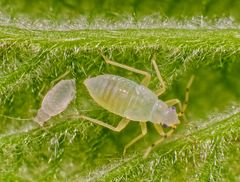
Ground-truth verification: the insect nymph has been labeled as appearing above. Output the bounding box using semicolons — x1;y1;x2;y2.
81;52;194;158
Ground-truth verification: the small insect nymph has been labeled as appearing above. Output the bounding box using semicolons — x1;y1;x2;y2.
34;79;76;125
1;79;76;126
80;52;194;158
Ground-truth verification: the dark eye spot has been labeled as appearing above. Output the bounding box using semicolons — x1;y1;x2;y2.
171;106;176;110
163;123;169;128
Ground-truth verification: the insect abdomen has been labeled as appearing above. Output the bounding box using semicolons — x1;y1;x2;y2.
84;75;135;115
84;75;158;121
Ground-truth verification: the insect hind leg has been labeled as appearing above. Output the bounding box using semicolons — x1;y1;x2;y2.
80;115;130;132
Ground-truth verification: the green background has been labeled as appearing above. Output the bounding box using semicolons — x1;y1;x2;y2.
0;0;240;181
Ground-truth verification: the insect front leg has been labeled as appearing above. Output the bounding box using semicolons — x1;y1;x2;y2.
151;54;166;96
123;122;147;155
100;52;151;87
143;124;175;158
165;99;182;111
80;115;130;132
165;99;186;121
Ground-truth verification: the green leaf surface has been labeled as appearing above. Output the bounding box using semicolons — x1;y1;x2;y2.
1;0;240;181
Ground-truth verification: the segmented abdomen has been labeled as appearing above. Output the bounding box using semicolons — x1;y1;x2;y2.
84;74;158;121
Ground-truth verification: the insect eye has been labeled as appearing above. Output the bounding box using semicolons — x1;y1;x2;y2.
163;123;169;128
171;106;176;110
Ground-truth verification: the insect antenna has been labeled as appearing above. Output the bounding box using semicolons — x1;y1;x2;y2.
178;75;195;121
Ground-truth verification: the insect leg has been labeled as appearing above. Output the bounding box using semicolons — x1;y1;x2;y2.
123;122;147;155
153;123;167;137
143;124;175;158
165;99;186;121
165;75;195;121
151;54;166;96
100;52;151;86
182;75;195;114
165;99;183;111
80;115;130;132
